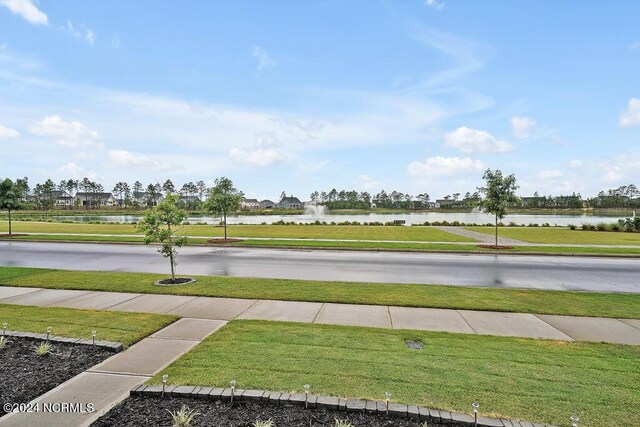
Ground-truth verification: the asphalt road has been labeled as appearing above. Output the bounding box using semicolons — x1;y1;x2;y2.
0;241;638;293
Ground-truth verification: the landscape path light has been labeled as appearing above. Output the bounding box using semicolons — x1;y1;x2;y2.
2;322;6;336
230;379;237;402
571;415;579;427
46;326;52;341
385;391;391;414
304;384;310;408
472;402;480;427
92;330;97;345
162;374;168;397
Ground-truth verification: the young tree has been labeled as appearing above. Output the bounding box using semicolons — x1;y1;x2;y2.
477;169;519;247
0;178;21;235
205;177;243;240
136;194;188;282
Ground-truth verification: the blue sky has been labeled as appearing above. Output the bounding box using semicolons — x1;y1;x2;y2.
0;0;639;201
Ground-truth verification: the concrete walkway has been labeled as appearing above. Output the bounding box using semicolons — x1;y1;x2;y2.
1;286;639;345
433;226;528;246
0;318;226;427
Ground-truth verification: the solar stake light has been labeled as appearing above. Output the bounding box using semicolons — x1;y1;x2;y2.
46;326;52;341
162;374;168;397
2;323;6;336
472;402;480;427
385;391;392;414
571;415;579;427
304;384;311;409
230;380;237;402
92;330;97;345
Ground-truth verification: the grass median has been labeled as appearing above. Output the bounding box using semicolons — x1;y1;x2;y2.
467;226;640;245
150;320;640;427
1;267;638;318
0;303;176;346
0;221;474;242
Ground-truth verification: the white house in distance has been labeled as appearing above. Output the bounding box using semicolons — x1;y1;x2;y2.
241;198;260;209
74;192;116;208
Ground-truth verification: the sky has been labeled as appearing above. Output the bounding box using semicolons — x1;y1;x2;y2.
0;0;639;201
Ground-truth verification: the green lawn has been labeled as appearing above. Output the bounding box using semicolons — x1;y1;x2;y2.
0;303;176;346
1;267;638;318
468;226;640;245
0;221;474;242
150;320;640;427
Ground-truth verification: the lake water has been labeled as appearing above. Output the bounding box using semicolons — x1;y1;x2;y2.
45;212;630;226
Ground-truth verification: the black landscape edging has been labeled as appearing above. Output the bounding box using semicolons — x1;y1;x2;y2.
130;385;558;427
2;330;123;352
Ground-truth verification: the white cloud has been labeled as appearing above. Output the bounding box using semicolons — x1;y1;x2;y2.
444;127;512;153
510;116;537;139
568;159;583;169
30;115;100;148
619;98;640;127
0;123;20;139
354;174;382;192
61;20;95;45
537;169;563;180
251;46;276;70
425;0;444;10
408;156;484;178
228;147;283;166
629;42;640;50
0;0;47;25
106;150;170;171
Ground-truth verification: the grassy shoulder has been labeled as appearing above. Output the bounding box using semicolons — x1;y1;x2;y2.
0;303;176;346
0;221;475;242
150;320;640;427
468;226;640;245
1;267;638;319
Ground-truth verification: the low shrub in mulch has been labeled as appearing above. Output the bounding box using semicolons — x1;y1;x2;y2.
92;396;461;427
0;337;115;415
155;277;197;286
477;245;514;250
207;238;244;244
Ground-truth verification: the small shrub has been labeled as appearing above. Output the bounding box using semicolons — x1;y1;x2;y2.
568;224;577;230
334;420;354;427
168;405;200;427
35;342;52;356
596;223;607;231
253;420;275;427
508;222;517;227
0;336;11;349
610;223;621;232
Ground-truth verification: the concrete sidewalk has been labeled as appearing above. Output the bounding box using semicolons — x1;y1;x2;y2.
0;318;226;427
1;286;639;345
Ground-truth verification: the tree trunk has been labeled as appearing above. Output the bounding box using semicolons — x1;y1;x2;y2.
8;208;11;235
495;213;498;247
224;211;228;240
168;225;175;281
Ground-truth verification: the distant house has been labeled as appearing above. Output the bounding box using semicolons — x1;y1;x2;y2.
74;192;116;207
27;191;74;207
277;196;303;209
259;199;275;209
132;192;164;207
434;199;455;208
241;198;260;209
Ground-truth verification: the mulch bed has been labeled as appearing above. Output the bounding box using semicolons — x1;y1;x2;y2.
0;234;28;238
92;396;462;427
207;238;244;244
477;245;514;250
156;277;196;285
0;336;115;415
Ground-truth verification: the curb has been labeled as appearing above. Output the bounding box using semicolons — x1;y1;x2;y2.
2;330;123;352
130;385;558;427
